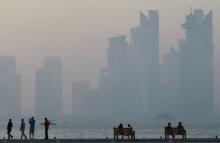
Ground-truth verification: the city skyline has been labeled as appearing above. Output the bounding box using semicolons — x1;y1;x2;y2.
0;0;219;115
0;9;216;122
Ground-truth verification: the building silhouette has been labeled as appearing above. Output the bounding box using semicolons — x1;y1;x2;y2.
98;68;113;117
130;10;160;116
0;56;21;120
178;9;214;120
107;35;130;117
160;47;180;116
72;81;90;117
71;9;214;121
35;56;63;120
72;81;102;120
96;10;160;119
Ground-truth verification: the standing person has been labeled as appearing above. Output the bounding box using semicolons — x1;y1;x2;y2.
44;117;50;140
29;117;35;139
20;118;27;139
7;119;13;140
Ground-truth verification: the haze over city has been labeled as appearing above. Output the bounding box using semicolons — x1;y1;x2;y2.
0;0;219;120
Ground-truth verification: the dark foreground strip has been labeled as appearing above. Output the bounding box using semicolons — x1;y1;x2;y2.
0;138;220;143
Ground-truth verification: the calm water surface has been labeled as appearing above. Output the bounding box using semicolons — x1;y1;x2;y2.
0;121;220;139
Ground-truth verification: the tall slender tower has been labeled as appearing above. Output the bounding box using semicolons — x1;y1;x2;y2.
0;56;21;120
179;9;214;120
107;35;129;117
130;10;160;116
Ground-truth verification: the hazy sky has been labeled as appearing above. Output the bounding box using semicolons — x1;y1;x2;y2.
0;0;219;114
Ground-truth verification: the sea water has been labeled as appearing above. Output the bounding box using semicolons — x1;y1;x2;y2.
0;121;220;139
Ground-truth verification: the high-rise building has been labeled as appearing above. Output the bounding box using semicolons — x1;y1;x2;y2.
179;9;214;120
35;56;63;120
106;35;131;117
72;81;90;116
0;56;21;120
72;81;101;119
98;69;113;117
160;47;180;115
130;10;160;115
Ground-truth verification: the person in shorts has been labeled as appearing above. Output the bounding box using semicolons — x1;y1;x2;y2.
29;117;35;139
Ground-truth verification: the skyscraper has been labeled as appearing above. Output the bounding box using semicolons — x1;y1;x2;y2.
0;56;21;120
160;47;180;115
107;35;129;117
72;81;91;116
35;56;63;120
179;9;214;120
72;81;101;119
130;10;160;115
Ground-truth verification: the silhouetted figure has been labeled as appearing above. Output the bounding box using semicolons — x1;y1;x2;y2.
7;119;13;140
118;123;123;129
128;124;135;140
177;122;183;129
29;117;35;139
165;122;174;139
177;122;186;139
20;118;27;140
117;123;124;139
44;118;50;140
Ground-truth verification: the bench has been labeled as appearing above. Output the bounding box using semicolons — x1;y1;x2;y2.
113;127;135;140
165;127;186;139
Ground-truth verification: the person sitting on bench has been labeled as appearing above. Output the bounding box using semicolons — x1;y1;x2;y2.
118;123;123;129
128;124;135;139
165;122;175;139
177;122;186;138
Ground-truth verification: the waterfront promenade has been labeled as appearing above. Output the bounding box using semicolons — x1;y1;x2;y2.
0;138;220;143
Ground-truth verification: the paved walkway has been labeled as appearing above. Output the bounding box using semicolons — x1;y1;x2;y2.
0;139;220;143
